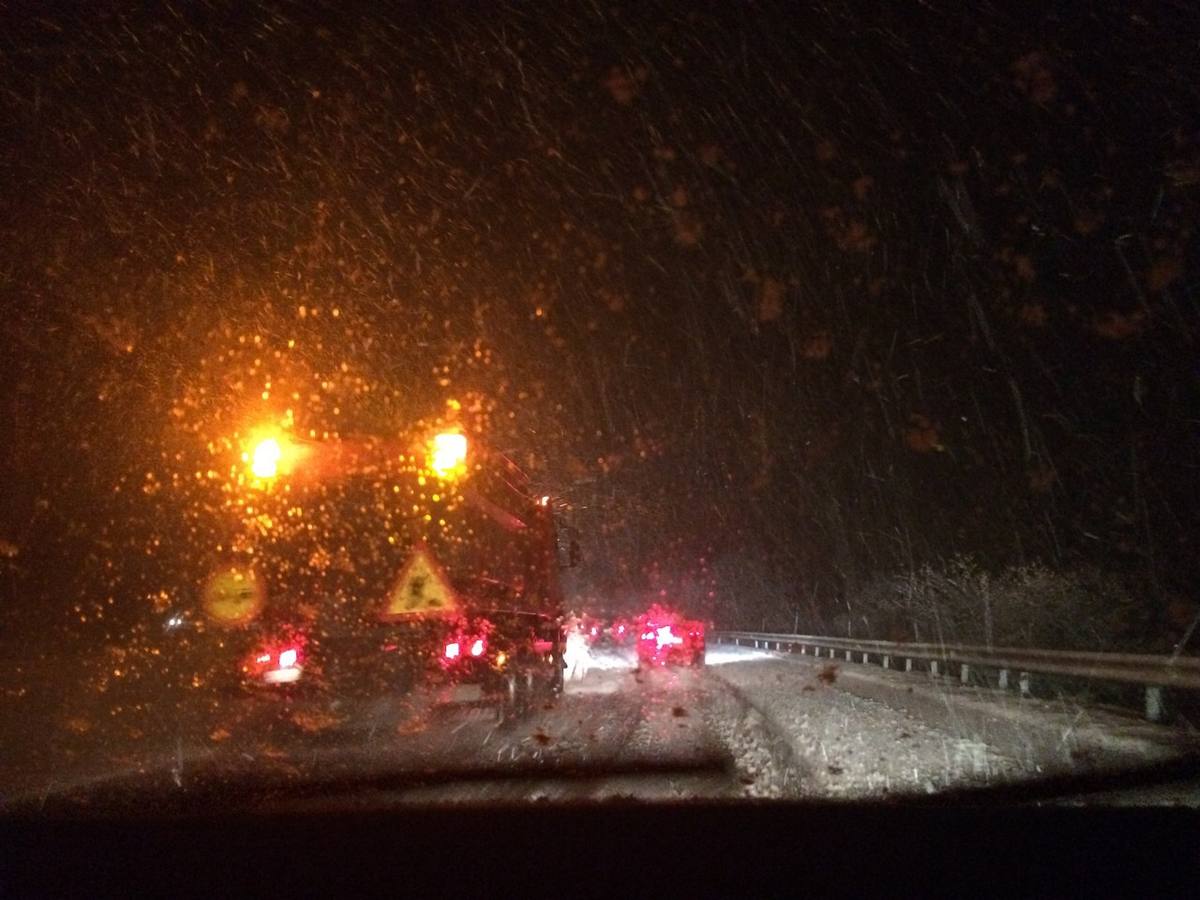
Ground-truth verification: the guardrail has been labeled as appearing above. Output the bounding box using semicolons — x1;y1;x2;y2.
712;631;1200;723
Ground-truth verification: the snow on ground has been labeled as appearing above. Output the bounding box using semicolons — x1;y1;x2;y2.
695;673;802;799
561;645;800;799
29;641;1140;808
562;645;635;695
704;645;775;666
707;646;1029;799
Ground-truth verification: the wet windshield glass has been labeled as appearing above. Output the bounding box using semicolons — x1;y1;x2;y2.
1;1;1198;810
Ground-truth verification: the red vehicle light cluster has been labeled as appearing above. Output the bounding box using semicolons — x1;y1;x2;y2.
443;636;486;660
634;604;705;668
438;620;491;667
243;634;307;685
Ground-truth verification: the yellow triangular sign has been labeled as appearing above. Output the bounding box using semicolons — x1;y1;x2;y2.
382;545;458;619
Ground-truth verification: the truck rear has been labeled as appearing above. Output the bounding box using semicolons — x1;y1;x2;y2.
194;427;567;722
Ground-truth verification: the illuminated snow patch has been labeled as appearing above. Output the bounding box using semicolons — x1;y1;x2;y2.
585;648;637;671
562;648;634;695
704;646;776;666
564;675;623;696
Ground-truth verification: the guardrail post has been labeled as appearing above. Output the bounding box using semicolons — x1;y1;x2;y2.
1018;672;1031;697
861;653;869;664
960;664;970;685
998;669;1009;690
930;660;939;677
905;658;912;672
882;655;890;670
1145;686;1165;722
845;650;852;662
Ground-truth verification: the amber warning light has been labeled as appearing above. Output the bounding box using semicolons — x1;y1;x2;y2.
250;438;282;478
429;432;468;478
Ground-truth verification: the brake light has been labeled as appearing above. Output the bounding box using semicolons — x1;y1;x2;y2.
278;648;299;669
469;638;485;657
444;641;461;659
656;625;683;648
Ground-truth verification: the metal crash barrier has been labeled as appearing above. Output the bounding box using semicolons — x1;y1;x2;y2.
711;630;1200;723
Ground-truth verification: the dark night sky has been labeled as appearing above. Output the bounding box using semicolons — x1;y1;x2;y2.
0;1;1197;644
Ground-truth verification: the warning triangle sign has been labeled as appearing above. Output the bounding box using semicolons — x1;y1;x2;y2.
382;545;459;619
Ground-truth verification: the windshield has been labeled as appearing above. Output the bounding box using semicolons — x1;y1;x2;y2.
2;0;1198;813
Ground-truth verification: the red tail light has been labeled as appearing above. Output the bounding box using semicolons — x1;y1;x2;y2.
246;638;305;685
444;641;461;660
469;637;486;657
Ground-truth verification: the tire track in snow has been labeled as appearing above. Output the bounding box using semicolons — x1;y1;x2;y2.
694;668;809;799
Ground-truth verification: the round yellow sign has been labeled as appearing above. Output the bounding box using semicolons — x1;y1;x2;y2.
201;565;265;626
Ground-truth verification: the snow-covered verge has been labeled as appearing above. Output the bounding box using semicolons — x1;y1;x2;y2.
694;673;804;799
707;652;1029;799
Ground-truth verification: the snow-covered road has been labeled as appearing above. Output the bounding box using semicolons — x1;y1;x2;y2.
707;646;1027;798
11;644;1197;810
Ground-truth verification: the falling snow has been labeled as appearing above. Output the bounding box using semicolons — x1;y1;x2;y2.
1;1;1198;806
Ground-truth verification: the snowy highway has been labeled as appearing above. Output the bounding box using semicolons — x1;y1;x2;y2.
13;640;1195;812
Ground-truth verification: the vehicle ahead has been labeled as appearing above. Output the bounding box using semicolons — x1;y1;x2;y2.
609;617;634;646
574;613;604;645
183;428;567;722
634;605;706;669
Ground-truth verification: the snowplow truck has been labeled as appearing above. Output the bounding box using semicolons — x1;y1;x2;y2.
191;428;568;722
